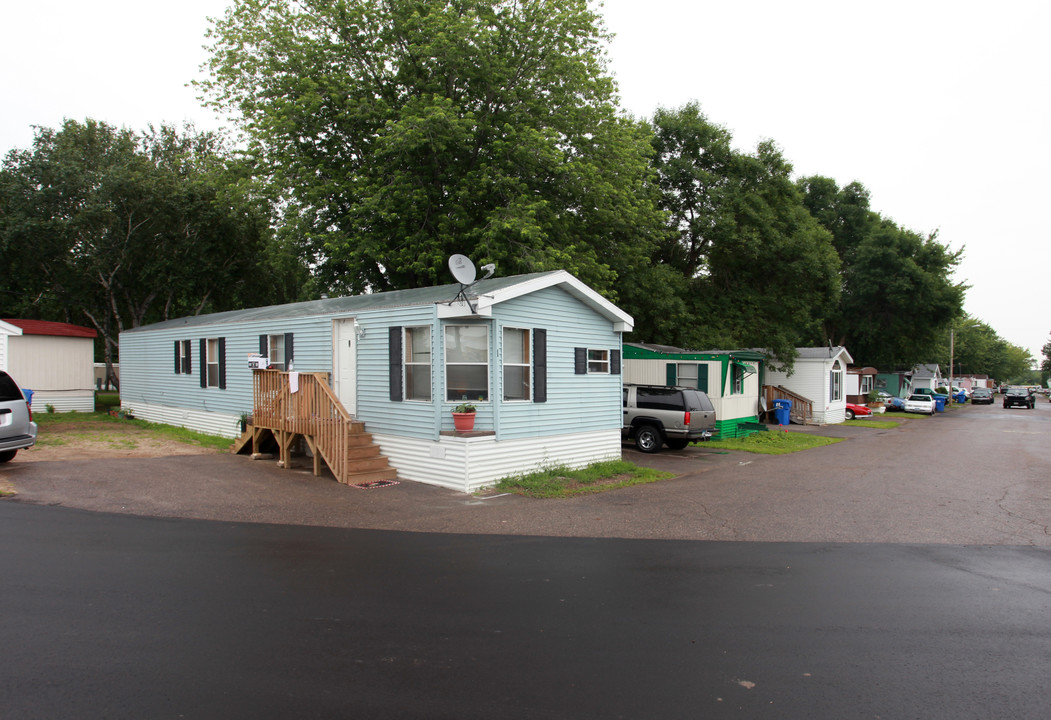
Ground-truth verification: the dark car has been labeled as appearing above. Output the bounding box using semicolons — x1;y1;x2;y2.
1003;386;1035;409
623;384;716;453
1;370;38;462
970;388;994;405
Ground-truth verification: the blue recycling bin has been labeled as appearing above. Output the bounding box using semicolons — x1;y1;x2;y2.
773;398;792;425
934;396;946;412
22;389;34;407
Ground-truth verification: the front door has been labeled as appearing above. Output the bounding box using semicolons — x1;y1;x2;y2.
333;318;357;416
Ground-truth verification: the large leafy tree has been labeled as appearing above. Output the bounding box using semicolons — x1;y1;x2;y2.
199;0;668;313
647;104;841;362
932;318;1033;384
798;176;965;368
0;119;289;382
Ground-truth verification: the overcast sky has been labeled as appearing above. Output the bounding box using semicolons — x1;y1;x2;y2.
3;0;1048;361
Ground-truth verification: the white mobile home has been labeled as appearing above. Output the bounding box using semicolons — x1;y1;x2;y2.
119;271;633;493
764;346;854;424
1;319;97;412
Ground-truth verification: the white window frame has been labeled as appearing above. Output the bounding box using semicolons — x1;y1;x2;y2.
178;339;191;374
732;364;744;394
267;334;286;371
860;375;873;394
502;327;531;401
445;325;490;402
206;338;221;388
404;326;432;402
677;363;699;389
830;360;843;402
587;348;610;374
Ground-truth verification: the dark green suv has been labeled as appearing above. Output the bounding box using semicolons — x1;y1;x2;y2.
622;384;716;453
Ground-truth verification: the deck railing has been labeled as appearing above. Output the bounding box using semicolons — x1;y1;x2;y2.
251;369;371;483
762;385;815;425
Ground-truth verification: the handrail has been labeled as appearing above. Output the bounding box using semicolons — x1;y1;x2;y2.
763;384;814;424
252;370;357;481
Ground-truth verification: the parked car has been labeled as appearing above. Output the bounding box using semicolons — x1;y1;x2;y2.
623;384;716;453
844;403;872;420
970;388;994;405
0;371;37;463
884;396;906;411
904;394;936;415
1003;386;1035;409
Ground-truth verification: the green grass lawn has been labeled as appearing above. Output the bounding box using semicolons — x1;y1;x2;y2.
841;418;902;429
702;430;843;454
35;393;232;451
493;460;675;498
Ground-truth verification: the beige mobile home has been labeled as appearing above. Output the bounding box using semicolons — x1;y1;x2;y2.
2;319;97;412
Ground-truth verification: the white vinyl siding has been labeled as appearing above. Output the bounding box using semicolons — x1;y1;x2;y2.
6;334;96;412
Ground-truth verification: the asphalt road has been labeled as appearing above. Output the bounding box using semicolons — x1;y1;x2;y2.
2;401;1050;718
2;502;1050;720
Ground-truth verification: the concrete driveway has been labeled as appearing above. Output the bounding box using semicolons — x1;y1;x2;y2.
3;404;1049;545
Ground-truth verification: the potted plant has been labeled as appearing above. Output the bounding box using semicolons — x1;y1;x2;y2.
452;403;476;432
238;411;252;433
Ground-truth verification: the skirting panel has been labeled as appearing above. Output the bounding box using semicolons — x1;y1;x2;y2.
27;392;95;414
373;429;623;493
123;401;241;438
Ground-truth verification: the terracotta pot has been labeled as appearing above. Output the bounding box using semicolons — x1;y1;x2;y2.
452;412;476;432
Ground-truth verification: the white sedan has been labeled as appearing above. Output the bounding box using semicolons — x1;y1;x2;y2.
904;394;936;415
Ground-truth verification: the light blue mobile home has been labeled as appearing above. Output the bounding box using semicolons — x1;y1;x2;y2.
119;271;633;492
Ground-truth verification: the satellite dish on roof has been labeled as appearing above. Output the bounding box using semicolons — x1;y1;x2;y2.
449;254;477;285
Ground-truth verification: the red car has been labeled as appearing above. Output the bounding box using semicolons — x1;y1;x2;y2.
844;403;872;420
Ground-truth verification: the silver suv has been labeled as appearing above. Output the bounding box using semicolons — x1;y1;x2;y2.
1;370;37;462
623;384;716;453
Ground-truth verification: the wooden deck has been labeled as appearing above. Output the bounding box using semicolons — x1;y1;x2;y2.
236;370;397;486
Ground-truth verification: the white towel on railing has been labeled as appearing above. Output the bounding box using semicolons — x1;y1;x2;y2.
289;371;299;394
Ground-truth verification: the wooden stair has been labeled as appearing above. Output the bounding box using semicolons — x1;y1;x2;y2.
242;371;397;486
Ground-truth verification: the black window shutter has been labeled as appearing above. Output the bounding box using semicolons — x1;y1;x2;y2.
533;329;547;403
285;333;294;367
174;341;181;374
574;347;587;375
218;338;227;389
666;363;677;386
199;339;207;388
182;340;192;374
259;334;267;356
611;349;621;375
389;326;403;401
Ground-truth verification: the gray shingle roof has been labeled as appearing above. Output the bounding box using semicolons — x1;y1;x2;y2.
125;271;559;333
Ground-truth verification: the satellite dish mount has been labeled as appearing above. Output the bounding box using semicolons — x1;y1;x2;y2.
447;254;495;313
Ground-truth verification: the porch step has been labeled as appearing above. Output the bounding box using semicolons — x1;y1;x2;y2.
345;431;377;447
344;467;399;486
345;443;382;460
344;455;393;473
231;427;253;454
